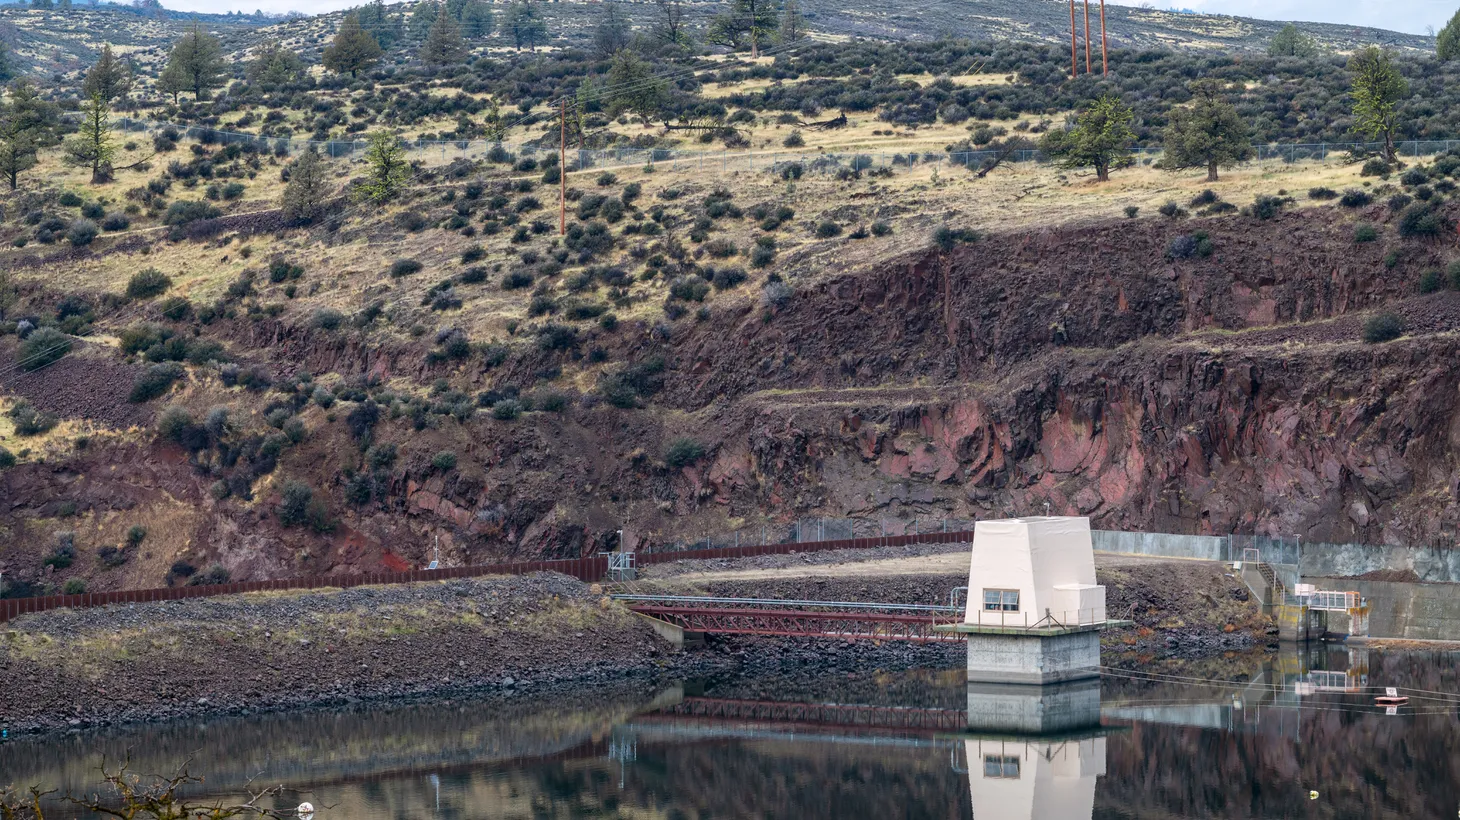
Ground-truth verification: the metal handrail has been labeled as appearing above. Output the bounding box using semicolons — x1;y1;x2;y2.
611;594;962;613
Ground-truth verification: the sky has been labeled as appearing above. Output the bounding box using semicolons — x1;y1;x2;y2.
157;0;1450;37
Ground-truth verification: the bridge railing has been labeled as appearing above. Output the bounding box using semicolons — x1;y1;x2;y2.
962;607;1109;629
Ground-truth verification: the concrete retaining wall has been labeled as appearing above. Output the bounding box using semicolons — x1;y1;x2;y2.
1299;542;1460;583
1091;530;1228;561
1309;577;1460;641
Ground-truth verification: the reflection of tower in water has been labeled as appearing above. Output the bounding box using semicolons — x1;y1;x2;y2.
961;682;1106;820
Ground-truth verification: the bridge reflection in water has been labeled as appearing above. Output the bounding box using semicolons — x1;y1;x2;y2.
0;645;1399;820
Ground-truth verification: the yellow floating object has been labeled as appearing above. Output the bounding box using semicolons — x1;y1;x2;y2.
1309;791;1319;800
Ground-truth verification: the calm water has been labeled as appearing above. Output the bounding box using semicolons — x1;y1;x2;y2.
4;646;1460;819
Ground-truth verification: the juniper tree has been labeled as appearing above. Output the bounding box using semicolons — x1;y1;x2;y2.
63;93;115;184
421;12;468;65
323;12;384;77
281;149;332;224
504;1;548;51
1161;80;1253;182
594;3;631;57
1267;23;1317;58
457;0;492;37
708;0;778;57
162;24;226;101
82;44;133;102
1039;94;1135;182
1441;8;1460;61
652;0;691;47
1348;46;1407;163
247;40;305;89
606;50;668;122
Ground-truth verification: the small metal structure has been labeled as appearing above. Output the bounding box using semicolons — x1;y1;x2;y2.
603;551;637;582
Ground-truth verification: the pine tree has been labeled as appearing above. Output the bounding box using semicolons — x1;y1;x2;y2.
777;0;805;44
421;12;468;66
503;1;547;51
281;149;332;224
323;12;384;78
1267;23;1317;58
82;44;133;102
63;93;115;184
593;4;630;57
163;24;226;101
0;86;40;190
1348;46;1407;163
1039;94;1135;182
1161;80;1254;182
1438;8;1460;61
356;131;409;203
708;0;778;57
408;1;440;39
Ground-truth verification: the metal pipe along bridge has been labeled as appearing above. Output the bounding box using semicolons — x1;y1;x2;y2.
613;595;966;643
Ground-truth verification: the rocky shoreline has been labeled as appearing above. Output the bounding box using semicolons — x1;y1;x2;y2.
1;558;1271;739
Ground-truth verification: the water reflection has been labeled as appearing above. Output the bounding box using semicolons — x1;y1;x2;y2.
3;645;1459;819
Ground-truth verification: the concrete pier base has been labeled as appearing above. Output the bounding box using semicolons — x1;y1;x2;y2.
1276;605;1327;642
963;627;1102;685
966;678;1103;734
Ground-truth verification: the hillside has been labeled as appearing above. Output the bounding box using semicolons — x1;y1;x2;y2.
2;2;1459;597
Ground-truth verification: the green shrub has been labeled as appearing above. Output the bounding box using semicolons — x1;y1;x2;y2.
98;545;128;568
156;405;193;442
67;218;99;246
871;221;893;236
311;308;344;330
390;258;423;277
1249;194;1285;220
1448;260;1460;290
1398;204;1443;238
17;327;72;370
814;220;842;238
125;525;147;546
1124;205;1139;218
44;536;76;570
1308;187;1338;200
431;451;458;471
169;560;197;578
8;401;57;436
188;564;230;586
367;442;398;469
1361;313;1403;344
668;277;710;302
1360;158;1391;177
1354;223;1379;242
1420;269;1444;293
492;398;522;420
164;200;221;227
665;437;706;468
126;268;172;299
63;578;87;595
0;446;14;469
1339;189;1372;208
129;363;185;403
268;258;304;282
276;480;313;526
535;390;568;412
932;226;980;250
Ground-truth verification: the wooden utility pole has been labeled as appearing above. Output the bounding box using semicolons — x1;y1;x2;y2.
559;98;567;236
1069;0;1078;78
1083;0;1092;74
1100;0;1109;75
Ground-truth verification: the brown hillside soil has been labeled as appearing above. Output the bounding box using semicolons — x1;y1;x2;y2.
6;206;1460;587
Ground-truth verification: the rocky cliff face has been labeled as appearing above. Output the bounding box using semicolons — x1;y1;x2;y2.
4;205;1460;582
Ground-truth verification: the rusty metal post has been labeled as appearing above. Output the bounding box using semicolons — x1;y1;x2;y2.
1083;0;1093;74
1070;0;1078;77
1100;0;1109;75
